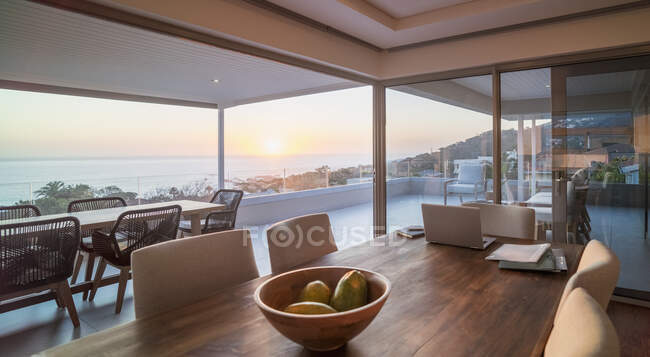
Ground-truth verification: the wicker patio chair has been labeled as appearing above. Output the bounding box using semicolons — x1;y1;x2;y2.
0;204;41;220
68;197;127;300
88;204;181;313
0;217;81;327
179;190;244;236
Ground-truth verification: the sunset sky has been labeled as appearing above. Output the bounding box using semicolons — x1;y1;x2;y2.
0;86;497;160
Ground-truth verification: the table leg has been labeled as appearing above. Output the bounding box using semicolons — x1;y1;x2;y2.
190;214;202;236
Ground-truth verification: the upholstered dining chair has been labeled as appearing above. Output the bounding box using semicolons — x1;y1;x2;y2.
555;240;620;323
131;229;259;318
444;164;486;205
0;204;41;220
89;205;181;313
545;288;620;357
179;189;244;236
0;217;81;326
266;213;338;274
462;202;538;240
68;197;127;300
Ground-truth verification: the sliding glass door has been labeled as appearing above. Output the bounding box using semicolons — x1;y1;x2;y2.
381;55;650;300
551;55;650;299
385;75;493;230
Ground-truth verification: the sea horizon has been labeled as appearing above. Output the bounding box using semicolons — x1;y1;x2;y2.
0;153;400;205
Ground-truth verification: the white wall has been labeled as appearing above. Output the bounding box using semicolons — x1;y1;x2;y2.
236;177;455;226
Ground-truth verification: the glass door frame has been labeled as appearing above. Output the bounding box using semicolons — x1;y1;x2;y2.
549;55;650;300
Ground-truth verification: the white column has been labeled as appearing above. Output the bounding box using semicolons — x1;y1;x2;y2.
531;118;537;196
517;118;525;201
218;107;225;190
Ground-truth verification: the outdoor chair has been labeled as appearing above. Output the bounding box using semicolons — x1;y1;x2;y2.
179;189;244;236
89;204;181;314
0;204;41;220
68;197;127;300
444;164;486;205
132;229;259;318
0;217;81;327
266;213;338;274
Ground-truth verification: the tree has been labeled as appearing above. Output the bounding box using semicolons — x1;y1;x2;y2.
34;181;65;198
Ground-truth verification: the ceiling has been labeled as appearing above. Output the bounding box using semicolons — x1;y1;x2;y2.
0;0;359;108
266;0;639;48
394;68;644;118
366;0;474;18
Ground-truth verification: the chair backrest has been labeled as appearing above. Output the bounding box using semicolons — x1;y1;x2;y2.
266;213;337;274
555;240;620;323
0;217;80;295
67;197;127;213
462;202;536;240
94;205;181;266
211;189;244;211
0;205;41;220
68;197;127;238
131;229;259;318
208;189;244;228
457;164;484;184
545;288;620;357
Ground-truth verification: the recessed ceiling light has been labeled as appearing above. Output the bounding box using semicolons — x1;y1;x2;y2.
212;79;220;84
545;84;551;88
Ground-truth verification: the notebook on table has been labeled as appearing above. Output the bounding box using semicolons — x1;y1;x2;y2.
396;225;425;239
486;243;551;263
487;243;568;272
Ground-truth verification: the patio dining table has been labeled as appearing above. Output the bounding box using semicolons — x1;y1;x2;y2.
0;200;224;236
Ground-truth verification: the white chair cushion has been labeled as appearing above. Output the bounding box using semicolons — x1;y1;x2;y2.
457;165;483;184
545;288;620;357
447;183;478;194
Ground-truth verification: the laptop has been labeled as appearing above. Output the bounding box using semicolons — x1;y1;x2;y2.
421;203;496;250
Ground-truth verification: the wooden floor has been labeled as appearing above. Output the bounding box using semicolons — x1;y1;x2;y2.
608;301;650;357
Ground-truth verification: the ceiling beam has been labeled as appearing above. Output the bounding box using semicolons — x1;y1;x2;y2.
386;0;650;52
0;80;219;109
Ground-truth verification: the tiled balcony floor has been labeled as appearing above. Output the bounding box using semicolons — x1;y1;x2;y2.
1;193;649;356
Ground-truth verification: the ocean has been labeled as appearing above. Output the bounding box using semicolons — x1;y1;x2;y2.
0;154;373;205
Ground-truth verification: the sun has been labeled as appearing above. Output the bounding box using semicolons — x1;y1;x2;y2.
263;139;284;156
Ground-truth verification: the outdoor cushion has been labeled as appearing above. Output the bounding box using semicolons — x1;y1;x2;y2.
447;183;478;194
457;165;483;184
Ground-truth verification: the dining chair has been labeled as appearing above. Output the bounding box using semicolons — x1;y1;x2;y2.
444;164;486;205
131;229;259;318
68;197;127;300
462;202;538;240
266;213;338;274
555;240;620;323
178;189;244;236
0;204;41;220
0;217;81;327
88;205;181;313
545;288;620;357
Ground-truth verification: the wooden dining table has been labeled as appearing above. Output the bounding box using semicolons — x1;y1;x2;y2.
37;235;582;357
1;200;224;236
